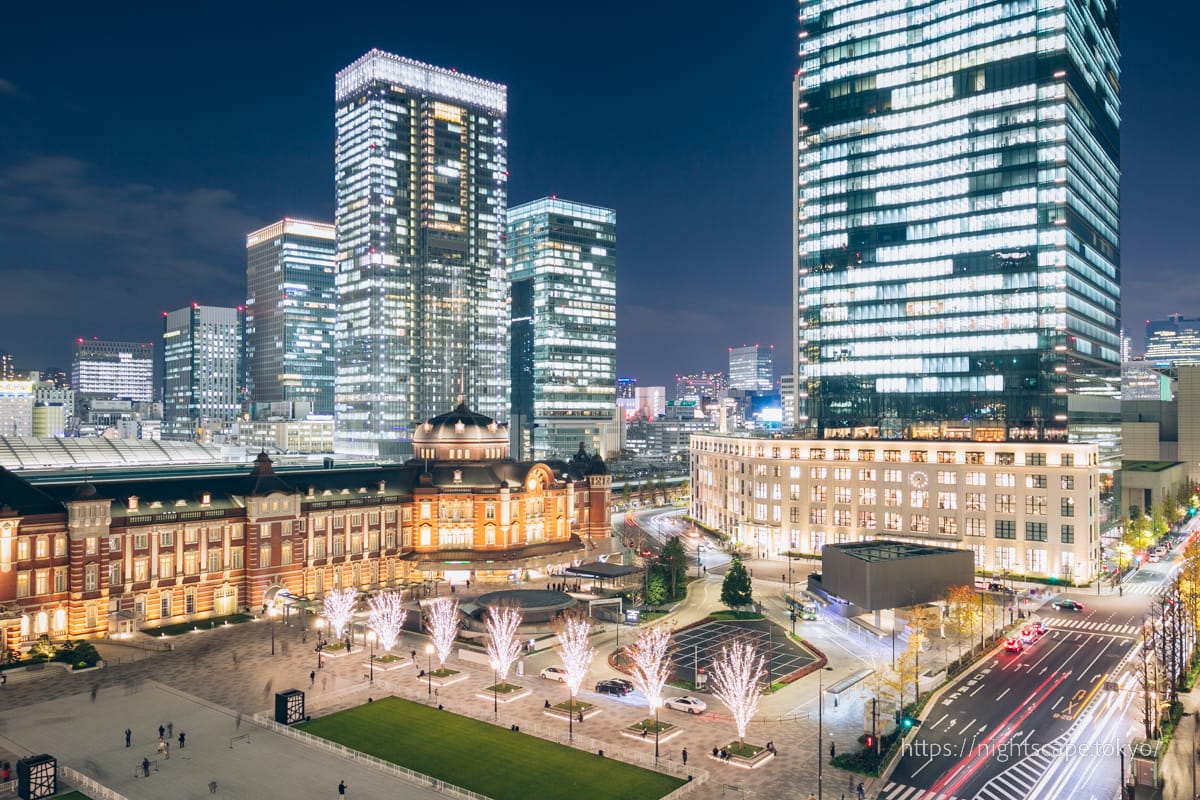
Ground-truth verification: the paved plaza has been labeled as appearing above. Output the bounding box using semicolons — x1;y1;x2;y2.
0;570;944;799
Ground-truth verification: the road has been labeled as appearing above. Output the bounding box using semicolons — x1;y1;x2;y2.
881;549;1181;800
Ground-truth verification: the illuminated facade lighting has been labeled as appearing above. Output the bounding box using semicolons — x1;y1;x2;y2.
334;50;508;456
70;339;155;402
793;1;1120;448
161;306;244;441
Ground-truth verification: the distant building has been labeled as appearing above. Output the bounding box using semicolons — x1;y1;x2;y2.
229;417;335;454
1122;363;1172;402
32;382;74;438
616;378;638;421
508;198;617;461
633;386;666;421
0;351;14;381
161;305;244;441
245;219;336;415
1145;315;1200;366
674;371;727;402
780;373;797;430
1123;366;1200;487
334;50;509;456
0;380;34;437
728;345;773;392
71;339;155;402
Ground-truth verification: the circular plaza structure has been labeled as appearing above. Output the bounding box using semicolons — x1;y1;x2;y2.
473;589;577;625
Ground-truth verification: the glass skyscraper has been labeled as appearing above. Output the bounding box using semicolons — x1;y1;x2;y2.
334;50;508;456
161;305;244;441
794;0;1120;446
245;219;337;415
728;344;774;391
71;338;155;402
508;198;617;460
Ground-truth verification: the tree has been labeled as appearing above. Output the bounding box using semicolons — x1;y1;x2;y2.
368;590;408;654
944;585;981;659
658;536;689;599
646;572;667;608
485;604;523;685
709;638;766;745
323;587;359;640
554;611;597;708
424;598;460;669
625;626;674;725
721;556;754;610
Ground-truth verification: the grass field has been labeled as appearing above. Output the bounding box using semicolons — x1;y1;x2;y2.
55;792;92;800
299;696;684;800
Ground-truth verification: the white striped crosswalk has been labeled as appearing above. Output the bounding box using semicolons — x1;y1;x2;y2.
1120;581;1168;596
1044;616;1138;636
880;783;964;800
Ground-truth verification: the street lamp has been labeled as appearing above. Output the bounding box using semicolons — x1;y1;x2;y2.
491;659;499;718
817;665;833;800
425;643;434;698
654;699;662;764
316;619;325;670
367;630;376;686
263;603;276;655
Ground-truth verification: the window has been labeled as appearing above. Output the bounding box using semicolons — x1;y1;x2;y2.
996;494;1015;514
809;509;827;525
109;536;121;553
54;567;67;592
910;514;929;532
937;471;957;485
833;467;851;481
910;490;929;508
884;469;902;483
1060;475;1075;490
184;551;199;575
966;493;986;511
1061;524;1075;543
909;450;928;463
858;510;877;529
833;448;849;461
834;487;852;504
313;538;326;559
937;451;956;464
810;467;827;479
231;548;244;569
1027;452;1046;466
834;509;852;527
1025;496;1047;515
858;487;877;505
161;593;171;619
208;550;222;573
858;468;876;481
54;535;66;557
85;537;98;556
16;571;29;597
996;452;1015;465
35;569;48;595
280;542;293;566
85;565;98;591
965;471;986;486
386;509;397;523
35;537;48;558
186;590;196;615
184;528;198;544
996;473;1015;487
1061;453;1075;467
965;451;985;465
790;508;802;524
1025;522;1048;542
1060;498;1075;517
884;489;901;507
939;516;958;535
995;520;1016;539
857;449;876;462
884;450;902;462
260;544;272;569
884;512;902;531
333;537;344;557
159;531;173;547
158;555;173;579
1026;474;1047;489
209;527;222;542
937;492;957;510
351;513;362;528
966;518;987;537
809;448;826;460
108;562;122;587
811;485;828;503
134;557;148;582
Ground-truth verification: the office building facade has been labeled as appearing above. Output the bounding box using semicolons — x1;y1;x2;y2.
71;339;155;402
508;198;617;460
245;219;337;415
334;50;509;456
161;305;244;441
728;345;773;392
794;1;1121;445
1145;315;1200;366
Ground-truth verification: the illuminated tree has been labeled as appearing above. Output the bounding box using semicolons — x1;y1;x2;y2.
709;638;766;744
367;590;407;654
624;625;673;720
485;604;524;684
424;598;460;669
554;610;597;703
322;587;359;640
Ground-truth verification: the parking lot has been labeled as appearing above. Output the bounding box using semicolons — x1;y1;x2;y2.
670;619;817;686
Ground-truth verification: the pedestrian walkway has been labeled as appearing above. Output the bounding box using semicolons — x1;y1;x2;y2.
1043;617;1139;637
1120;582;1169;596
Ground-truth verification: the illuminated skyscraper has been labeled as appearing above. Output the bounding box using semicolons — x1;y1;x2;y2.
508;198;617;460
71;339;155;402
245;219;336;415
162;305;244;441
794;1;1120;450
728;345;773;392
334;50;508;456
1145;315;1200;366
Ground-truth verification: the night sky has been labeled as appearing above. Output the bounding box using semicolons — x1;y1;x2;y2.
0;2;1193;390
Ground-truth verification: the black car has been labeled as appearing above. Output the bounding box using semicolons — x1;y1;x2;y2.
1053;598;1085;611
595;678;635;696
988;582;1016;594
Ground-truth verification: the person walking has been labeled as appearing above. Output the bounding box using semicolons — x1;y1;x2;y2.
681;748;688;766
164;742;170;760
90;684;98;702
167;721;173;738
178;732;185;749
310;670;316;687
338;779;347;796
209;780;218;794
124;728;132;747
857;782;866;800
158;724;165;739
830;741;836;758
142;757;150;778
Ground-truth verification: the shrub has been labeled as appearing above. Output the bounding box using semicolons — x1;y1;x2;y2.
28;635;56;662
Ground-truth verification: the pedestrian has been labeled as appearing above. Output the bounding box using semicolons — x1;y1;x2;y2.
578;710;584;723
1;672;6;687
158;724;165;739
124;728;132;747
167;721;173;738
310;670;316;687
232;650;238;668
90;683;98;702
682;748;688;766
178;732;186;749
411;649;417;662
209;780;218;794
338;779;347;796
142;758;150;778
641;727;647;739
806;794;816;800
156;738;165;756
164;742;170;760
830;741;836;758
235;711;242;730
322;676;328;691
857;782;866;800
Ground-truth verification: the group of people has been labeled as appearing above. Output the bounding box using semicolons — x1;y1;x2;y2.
133;722;187;777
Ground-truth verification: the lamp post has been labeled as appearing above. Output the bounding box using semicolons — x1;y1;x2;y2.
263;604;276;655
426;644;434;698
654;699;662;764
316;619;325;669
492;660;499;718
367;631;376;686
817;665;833;800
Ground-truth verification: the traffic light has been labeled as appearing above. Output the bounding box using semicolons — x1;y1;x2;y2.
865;735;875;749
901;716;916;731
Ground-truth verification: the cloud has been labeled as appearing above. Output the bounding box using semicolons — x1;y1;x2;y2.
0;78;16;95
0;157;263;366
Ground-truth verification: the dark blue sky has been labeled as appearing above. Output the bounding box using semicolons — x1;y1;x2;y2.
0;2;1193;389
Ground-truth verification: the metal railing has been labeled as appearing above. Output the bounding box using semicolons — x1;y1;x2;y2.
59;766;129;800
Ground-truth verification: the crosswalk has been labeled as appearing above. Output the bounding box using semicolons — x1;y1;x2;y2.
879;736;1062;800
1045;616;1138;636
1120;581;1169;596
879;783;965;800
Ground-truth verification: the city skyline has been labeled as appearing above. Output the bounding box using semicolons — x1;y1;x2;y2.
0;3;1194;391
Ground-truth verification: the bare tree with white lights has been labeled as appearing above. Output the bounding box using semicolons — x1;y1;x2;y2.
625;625;674;719
424;598;460;669
710;638;766;745
368;590;407;654
322;587;359;640
485;604;524;685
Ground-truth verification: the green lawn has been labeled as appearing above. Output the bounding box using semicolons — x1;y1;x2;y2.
141;613;253;637
54;792;92;800
299;696;683;800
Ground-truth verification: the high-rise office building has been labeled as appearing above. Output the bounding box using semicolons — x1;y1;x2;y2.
245;219;337;415
161;305;244;441
674;371;727;402
795;1;1121;446
334;50;508;456
1145;315;1200;366
70;339;155;402
728;345;774;392
508;198;617;460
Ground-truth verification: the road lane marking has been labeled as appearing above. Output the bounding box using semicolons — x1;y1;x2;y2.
996;688;1010;701
956;718;976;735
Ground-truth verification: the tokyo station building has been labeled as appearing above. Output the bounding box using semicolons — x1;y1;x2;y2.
0;404;611;651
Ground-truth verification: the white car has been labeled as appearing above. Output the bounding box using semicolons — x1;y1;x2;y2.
664;695;707;714
540;665;568;682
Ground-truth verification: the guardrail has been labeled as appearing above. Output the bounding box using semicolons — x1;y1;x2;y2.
59;765;129;800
